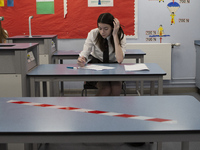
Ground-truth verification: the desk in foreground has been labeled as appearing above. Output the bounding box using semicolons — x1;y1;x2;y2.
27;63;166;96
0;96;200;150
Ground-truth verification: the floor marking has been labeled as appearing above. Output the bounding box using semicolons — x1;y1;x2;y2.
7;100;177;124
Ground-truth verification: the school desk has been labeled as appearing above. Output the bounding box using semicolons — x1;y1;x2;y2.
27;63;166;97
194;40;200;93
0;43;39;97
7;35;57;64
0;96;199;150
52;49;146;95
52;49;146;64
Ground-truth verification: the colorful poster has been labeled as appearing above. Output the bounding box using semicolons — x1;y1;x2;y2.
0;0;136;39
167;1;180;25
0;0;4;7
36;0;54;14
88;0;113;7
7;0;14;7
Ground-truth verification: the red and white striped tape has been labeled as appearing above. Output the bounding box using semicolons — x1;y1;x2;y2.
7;100;177;124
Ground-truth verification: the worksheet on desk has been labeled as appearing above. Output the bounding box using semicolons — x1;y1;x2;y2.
83;65;115;71
124;64;149;71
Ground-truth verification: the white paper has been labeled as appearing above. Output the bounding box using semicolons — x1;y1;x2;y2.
88;0;113;7
124;64;149;71
82;64;114;71
63;0;67;18
27;51;35;63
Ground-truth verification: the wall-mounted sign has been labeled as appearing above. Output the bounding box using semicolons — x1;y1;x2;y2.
88;0;113;7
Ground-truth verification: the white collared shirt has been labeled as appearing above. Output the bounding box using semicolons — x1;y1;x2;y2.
79;28;126;62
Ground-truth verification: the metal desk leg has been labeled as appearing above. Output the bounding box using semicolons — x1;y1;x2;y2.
0;144;7;150
52;57;64;96
39;82;43;97
150;81;155;95
158;76;163;95
7;144;25;150
182;141;189;150
140;81;144;95
53;81;60;96
61;81;64;96
136;58;139;63
135;57;143;96
136;81;139;91
41;81;51;97
60;59;64;96
55;58;59;64
28;143;38;150
53;58;62;96
42;82;47;97
141;57;144;63
30;77;36;97
157;142;162;150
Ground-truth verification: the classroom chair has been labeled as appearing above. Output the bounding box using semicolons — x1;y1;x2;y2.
81;81;127;96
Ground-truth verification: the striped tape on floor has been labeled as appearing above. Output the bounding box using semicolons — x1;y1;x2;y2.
7;100;177;124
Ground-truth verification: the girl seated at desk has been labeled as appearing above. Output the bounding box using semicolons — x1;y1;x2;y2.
0;21;8;43
77;13;126;96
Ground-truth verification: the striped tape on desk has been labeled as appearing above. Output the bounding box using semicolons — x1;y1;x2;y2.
7;100;177;124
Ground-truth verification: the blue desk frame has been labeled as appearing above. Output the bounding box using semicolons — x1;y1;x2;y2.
27;63;166;97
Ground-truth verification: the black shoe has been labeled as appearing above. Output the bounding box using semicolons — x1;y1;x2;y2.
126;142;145;147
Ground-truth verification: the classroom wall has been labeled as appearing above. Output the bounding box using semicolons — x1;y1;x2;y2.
58;0;200;87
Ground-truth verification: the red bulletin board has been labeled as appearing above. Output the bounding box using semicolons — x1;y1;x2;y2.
0;0;136;39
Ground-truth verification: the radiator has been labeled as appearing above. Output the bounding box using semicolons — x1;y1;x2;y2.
125;43;171;80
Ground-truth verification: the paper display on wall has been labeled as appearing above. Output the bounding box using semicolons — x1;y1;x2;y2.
88;0;113;7
0;0;4;7
63;0;67;18
0;0;136;39
36;0;54;14
7;0;14;7
27;51;35;63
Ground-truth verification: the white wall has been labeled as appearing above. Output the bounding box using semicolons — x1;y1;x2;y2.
131;0;199;86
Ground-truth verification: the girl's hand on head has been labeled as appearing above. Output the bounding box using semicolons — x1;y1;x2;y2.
112;18;120;36
77;56;86;67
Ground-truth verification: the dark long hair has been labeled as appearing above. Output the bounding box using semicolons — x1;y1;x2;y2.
0;21;8;43
95;13;124;52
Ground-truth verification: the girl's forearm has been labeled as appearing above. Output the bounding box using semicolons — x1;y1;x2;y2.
113;35;124;63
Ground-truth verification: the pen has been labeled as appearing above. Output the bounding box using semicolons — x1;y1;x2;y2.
67;66;78;69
